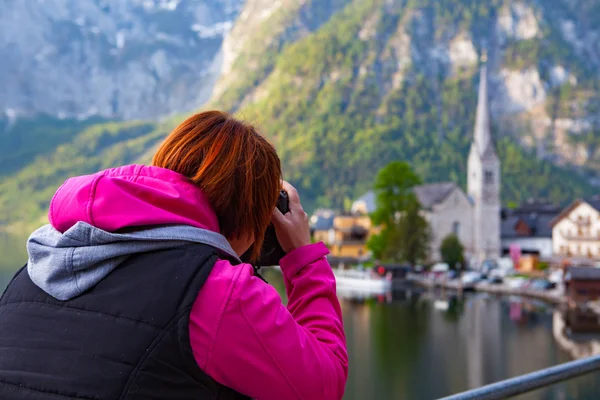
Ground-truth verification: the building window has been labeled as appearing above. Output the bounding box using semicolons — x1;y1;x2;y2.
452;221;460;237
484;170;493;184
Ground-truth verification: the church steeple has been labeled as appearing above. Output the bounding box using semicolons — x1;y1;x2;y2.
467;50;501;265
473;54;495;157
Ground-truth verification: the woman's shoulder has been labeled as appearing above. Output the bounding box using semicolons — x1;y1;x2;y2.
195;258;274;312
205;259;259;288
190;258;275;369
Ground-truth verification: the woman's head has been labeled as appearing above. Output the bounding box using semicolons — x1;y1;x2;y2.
152;111;282;261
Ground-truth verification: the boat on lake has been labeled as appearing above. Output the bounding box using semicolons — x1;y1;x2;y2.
333;268;392;294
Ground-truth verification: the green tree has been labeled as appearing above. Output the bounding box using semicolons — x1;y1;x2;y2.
370;161;422;226
383;197;431;265
440;234;465;269
367;162;430;264
366;229;388;261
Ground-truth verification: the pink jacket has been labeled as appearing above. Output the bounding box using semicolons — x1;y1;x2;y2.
48;165;348;400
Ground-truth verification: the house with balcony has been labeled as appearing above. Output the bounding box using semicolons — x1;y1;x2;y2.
328;213;373;259
309;208;377;262
551;197;600;260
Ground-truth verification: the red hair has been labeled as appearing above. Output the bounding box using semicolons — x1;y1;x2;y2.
152;111;282;261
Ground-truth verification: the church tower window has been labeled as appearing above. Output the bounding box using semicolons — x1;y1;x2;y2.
452;221;460;236
484;170;493;184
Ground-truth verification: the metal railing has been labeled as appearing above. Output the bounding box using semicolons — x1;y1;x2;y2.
438;354;600;400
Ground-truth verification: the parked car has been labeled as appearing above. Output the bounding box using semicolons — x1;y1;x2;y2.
548;269;563;284
487;275;503;284
528;279;556;291
480;259;499;277
505;277;528;289
489;267;513;280
461;271;483;285
446;270;459;280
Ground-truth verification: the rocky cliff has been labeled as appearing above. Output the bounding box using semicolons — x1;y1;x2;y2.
0;0;243;120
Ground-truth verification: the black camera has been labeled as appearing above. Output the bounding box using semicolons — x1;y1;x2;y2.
240;190;289;267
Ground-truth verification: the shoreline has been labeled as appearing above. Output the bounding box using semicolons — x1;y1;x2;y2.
408;276;566;304
409;276;600;360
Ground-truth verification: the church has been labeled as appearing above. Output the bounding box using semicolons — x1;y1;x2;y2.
351;62;501;265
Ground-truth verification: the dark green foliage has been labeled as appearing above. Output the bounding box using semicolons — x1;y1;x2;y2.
366;228;390;261
371;161;422;226
0;120;166;233
440;234;465;269
383;197;432;265
0;115;106;176
367;162;430;264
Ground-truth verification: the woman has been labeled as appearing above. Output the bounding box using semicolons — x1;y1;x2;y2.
0;111;348;400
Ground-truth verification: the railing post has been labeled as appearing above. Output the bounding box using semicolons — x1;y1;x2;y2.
438;354;600;400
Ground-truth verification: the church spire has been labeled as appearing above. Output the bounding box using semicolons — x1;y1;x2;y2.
473;53;494;157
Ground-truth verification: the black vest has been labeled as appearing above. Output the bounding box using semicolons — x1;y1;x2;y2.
0;243;250;400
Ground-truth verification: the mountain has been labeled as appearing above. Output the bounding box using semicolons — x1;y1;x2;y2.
1;0;600;241
1;0;243;120
210;0;600;208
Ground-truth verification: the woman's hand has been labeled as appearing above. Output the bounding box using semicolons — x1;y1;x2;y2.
271;181;311;253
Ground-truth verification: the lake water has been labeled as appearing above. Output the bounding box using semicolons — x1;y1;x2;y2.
261;270;600;400
1;262;600;399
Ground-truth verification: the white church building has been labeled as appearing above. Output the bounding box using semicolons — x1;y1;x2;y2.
352;63;501;265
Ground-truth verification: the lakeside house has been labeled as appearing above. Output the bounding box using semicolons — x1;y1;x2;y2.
310;208;335;244
310;209;375;261
565;266;600;304
550;197;600;260
501;201;560;258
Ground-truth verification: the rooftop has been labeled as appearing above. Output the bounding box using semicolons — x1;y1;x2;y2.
351;182;459;214
566;266;600;281
413;182;457;210
501;202;560;238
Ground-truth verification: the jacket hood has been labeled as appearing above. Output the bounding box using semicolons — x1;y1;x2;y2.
28;165;240;301
49;164;220;233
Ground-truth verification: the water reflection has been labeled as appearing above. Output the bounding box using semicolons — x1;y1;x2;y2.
259;269;600;399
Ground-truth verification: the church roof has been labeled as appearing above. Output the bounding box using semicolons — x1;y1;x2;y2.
413;182;457;210
353;182;459;214
473;63;497;158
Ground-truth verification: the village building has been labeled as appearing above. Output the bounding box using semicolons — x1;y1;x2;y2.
565;266;600;304
309;208;376;260
551;197;600;260
501;201;560;258
309;209;335;244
